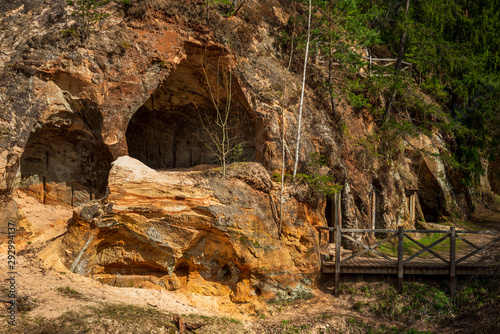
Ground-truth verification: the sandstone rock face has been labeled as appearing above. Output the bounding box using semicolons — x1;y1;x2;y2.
1;0;497;298
59;156;322;301
0;199;31;236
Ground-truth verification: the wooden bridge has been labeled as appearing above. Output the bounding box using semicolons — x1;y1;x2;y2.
316;225;500;297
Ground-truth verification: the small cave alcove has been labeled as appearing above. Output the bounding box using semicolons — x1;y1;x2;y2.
417;160;446;222
17;125;113;206
126;46;255;170
325;193;341;243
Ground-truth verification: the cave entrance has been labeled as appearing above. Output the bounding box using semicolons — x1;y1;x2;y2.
417;160;445;222
325;193;341;243
405;188;418;224
126;45;255;170
17;126;112;206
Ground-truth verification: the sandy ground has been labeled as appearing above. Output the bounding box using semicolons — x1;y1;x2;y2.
0;251;205;318
0;192;216;320
0;191;379;332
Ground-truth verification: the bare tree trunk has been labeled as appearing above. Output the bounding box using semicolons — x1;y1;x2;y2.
279;4;297;236
383;0;411;123
328;2;336;116
293;0;312;177
198;54;238;177
279;106;286;235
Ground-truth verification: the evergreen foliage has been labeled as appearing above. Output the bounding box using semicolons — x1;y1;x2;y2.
65;0;111;41
286;0;500;185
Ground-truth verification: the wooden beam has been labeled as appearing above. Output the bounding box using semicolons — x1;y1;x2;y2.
42;176;46;205
457;230;498;234
450;227;456;299
314;226;332;231
404;230;451;234
398;226;404;293
370;190;376;229
456;237;500;264
334;192;341;228
342;234;396;263
340;233;398;263
456;234;481;250
404;234;450;265
342;229;399;233
335;224;341;297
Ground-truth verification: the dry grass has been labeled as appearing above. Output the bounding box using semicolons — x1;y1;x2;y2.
340;278;500;333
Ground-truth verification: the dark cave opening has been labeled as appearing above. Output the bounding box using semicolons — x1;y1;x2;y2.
126;105;222;169
220;264;231;280
417;161;446;222
174;262;190;277
325;194;341;243
126;48;255;170
325;197;334;243
18;126;112;206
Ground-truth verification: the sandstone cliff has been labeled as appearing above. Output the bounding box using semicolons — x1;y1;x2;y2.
1;0;498;301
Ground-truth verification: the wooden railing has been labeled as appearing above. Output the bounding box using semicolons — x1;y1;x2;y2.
317;225;500;297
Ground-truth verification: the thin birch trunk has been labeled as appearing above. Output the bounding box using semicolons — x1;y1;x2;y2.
279;4;297;236
293;0;312;177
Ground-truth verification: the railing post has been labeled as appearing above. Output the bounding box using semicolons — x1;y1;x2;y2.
335;224;341;297
450;227;456;299
397;226;404;293
42;176;46;205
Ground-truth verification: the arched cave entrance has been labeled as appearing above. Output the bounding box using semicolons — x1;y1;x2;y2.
325;193;341;243
126;45;255;169
17;126;112;206
417;159;446;222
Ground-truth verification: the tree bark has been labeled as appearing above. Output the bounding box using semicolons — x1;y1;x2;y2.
383;0;411;123
293;0;312;176
279;3;296;236
394;0;410;72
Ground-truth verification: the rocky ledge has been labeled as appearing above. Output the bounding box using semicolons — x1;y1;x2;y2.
56;156;324;304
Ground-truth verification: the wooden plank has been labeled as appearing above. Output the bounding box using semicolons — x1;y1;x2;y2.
403;234;450;264
338;228;498;235
450;227;456;299
341;248;370;263
456;234;481;250
323;262;496;275
321;228;499;280
457;230;498;234
398;226;404;293
334;224;341;297
404;230;450;234
324;260;497;275
342;234;396;263
457;237;500;264
341;229;398;233
371;233;398;248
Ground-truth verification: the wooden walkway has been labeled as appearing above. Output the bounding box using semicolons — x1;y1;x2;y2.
317;226;500;297
323;256;498;275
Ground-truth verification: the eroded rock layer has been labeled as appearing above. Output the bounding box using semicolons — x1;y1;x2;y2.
0;0;498;299
59;156;322;301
